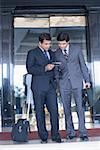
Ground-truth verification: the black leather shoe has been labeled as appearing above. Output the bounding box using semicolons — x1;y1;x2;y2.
80;136;89;141
52;136;62;143
41;139;48;144
66;135;76;140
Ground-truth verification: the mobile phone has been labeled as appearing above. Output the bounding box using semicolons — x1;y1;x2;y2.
52;61;61;66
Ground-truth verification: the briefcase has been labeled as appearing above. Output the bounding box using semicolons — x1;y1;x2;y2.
11;99;31;142
82;88;93;107
11;118;30;142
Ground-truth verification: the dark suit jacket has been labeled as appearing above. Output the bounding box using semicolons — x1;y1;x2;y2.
54;44;90;89
26;47;56;91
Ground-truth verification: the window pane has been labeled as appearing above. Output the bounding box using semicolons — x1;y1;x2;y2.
50;16;86;27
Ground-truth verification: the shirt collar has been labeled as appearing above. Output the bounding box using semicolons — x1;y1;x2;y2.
38;45;50;59
66;44;69;51
61;44;69;54
39;45;50;53
39;45;45;52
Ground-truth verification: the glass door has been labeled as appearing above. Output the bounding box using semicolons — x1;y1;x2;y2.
14;14;90;131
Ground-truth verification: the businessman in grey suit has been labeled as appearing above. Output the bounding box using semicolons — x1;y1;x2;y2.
55;32;91;141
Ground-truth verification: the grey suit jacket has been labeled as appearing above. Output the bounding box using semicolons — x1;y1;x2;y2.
54;44;90;89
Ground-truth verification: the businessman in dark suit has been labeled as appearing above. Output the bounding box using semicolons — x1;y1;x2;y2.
55;32;91;141
26;33;61;143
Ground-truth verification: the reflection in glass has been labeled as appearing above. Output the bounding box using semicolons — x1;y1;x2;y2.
3;64;7;79
94;61;100;86
50;16;86;27
0;63;2;132
0;64;2;88
93;61;100;100
14;17;49;28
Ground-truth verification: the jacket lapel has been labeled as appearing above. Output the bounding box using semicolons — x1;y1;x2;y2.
57;46;73;63
67;45;74;62
38;47;52;63
58;49;68;63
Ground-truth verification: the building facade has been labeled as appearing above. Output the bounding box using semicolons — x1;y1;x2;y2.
0;0;100;130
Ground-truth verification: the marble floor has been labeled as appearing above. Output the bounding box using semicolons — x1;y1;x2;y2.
0;137;100;150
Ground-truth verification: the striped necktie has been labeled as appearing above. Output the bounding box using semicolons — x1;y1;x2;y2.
64;49;68;59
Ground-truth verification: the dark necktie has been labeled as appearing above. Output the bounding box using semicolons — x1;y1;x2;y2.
43;51;49;59
64;49;68;59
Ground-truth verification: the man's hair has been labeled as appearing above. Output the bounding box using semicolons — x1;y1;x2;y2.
57;32;70;42
39;33;51;43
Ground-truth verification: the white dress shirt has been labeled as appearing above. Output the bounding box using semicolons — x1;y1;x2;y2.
39;46;50;60
62;44;69;55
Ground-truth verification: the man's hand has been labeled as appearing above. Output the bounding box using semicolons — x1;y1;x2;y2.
45;64;55;71
85;82;91;89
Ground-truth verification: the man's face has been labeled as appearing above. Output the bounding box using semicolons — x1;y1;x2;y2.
58;40;69;50
39;39;51;51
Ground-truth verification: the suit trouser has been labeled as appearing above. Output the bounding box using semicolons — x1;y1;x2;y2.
60;79;87;137
32;84;59;140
